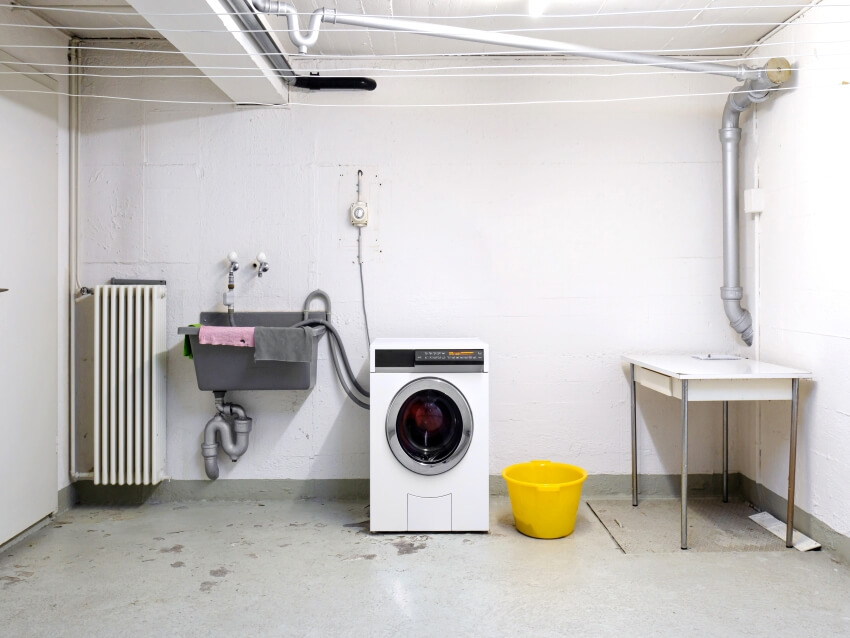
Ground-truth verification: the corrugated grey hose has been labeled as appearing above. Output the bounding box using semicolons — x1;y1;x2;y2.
294;319;369;410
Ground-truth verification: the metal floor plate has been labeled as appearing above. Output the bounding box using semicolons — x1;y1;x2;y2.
587;498;786;553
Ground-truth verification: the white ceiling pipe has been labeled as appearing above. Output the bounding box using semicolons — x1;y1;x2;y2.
250;1;757;79
250;1;323;54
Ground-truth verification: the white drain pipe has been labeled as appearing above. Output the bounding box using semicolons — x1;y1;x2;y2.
249;1;791;345
719;59;790;346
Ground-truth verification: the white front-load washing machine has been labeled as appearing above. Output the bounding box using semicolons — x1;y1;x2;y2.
370;338;489;532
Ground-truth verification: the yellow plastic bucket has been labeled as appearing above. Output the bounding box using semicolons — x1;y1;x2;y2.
502;460;588;539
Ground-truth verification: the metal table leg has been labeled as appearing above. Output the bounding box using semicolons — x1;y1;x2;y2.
630;363;638;507
723;401;729;503
786;378;799;548
681;379;689;550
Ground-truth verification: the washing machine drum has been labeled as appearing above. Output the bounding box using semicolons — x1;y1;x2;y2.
386;377;474;476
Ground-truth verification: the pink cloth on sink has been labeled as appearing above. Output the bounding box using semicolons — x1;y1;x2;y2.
198;326;255;347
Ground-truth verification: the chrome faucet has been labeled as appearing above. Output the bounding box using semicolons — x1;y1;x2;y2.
224;251;239;314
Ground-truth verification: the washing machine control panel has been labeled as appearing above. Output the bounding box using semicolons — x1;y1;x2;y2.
415;350;484;364
375;347;485;371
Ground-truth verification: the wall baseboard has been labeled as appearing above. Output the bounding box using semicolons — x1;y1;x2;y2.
57;483;78;515
739;474;850;564
66;474;848;564
491;472;741;498
73;472;737;504
73;478;371;505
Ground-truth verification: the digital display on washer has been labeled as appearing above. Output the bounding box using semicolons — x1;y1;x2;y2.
415;349;484;364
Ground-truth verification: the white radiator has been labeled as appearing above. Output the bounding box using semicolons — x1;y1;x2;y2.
93;285;167;486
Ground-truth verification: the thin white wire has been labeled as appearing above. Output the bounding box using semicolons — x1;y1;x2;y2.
288;82;844;108
0;47;836;73
1;81;844;108
3;61;848;81
4;19;850;35
0;53;792;72
1;36;846;57
0;2;840;20
5;49;850;81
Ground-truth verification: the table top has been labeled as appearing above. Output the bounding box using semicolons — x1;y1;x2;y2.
624;354;812;380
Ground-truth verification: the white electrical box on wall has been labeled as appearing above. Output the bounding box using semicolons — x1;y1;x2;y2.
744;188;765;216
350;201;369;226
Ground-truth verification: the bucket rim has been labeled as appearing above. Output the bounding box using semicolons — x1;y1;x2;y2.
501;460;588;489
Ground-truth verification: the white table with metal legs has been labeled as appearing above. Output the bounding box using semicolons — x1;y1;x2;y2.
624;354;812;550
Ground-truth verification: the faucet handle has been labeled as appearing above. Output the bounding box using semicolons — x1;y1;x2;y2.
255;252;270;277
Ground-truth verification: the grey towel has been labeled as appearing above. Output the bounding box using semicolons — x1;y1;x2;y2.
253;327;318;363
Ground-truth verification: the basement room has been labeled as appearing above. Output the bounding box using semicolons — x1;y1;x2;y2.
1;1;849;635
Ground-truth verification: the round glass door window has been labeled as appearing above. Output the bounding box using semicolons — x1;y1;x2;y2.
386;377;473;475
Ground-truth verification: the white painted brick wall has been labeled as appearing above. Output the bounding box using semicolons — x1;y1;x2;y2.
78;44;746;481
738;0;850;537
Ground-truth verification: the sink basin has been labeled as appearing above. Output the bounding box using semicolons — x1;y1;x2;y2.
179;311;327;391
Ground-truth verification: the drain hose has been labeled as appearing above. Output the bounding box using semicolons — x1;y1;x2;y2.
294;318;369;409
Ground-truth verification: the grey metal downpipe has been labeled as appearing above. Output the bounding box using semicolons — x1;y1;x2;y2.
719;60;791;346
202;395;253;480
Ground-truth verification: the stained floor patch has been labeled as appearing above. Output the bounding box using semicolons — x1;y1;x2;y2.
392;539;427;555
159;545;184;554
343;520;370;533
587;498;785;554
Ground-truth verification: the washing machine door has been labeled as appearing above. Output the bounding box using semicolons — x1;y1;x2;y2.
386;377;473;476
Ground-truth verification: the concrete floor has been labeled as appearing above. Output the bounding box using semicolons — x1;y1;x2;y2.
1;497;849;637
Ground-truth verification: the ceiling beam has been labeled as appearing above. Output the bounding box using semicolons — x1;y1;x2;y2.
126;0;288;104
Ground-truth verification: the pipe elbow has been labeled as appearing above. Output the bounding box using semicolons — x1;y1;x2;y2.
224;402;248;420
722;297;754;347
204;457;220;480
277;5;324;52
303;289;331;320
202;416;228;480
722;93;749;129
203;414;227;446
201;411;253;476
229;418;253;460
248;0;271;12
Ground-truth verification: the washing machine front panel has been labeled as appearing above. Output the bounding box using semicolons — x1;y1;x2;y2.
386;377;473;476
370;339;489;532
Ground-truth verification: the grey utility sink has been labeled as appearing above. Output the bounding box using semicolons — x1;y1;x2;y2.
179;312;326;392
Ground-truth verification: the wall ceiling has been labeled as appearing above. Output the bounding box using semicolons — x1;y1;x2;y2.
14;1;809;56
14;0;154;39
9;0;815;104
